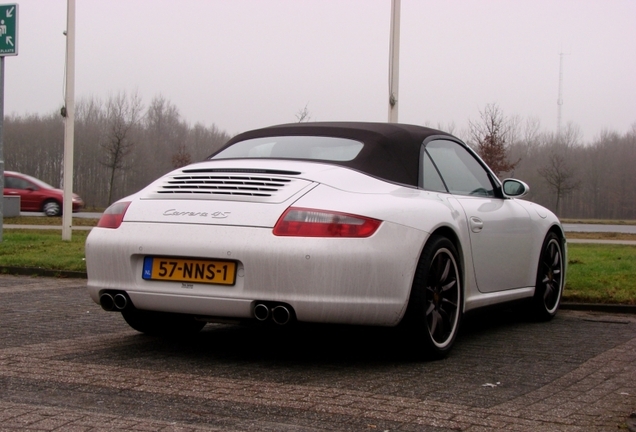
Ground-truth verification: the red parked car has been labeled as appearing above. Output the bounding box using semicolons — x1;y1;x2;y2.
3;171;84;216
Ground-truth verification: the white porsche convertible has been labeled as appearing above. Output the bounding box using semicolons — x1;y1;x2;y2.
86;122;566;357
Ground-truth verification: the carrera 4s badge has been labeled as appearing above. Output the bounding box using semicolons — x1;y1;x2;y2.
163;209;231;219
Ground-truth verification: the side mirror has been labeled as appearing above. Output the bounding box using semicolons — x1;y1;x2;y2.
502;179;529;198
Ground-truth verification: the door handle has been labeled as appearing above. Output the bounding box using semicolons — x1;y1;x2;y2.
469;216;483;233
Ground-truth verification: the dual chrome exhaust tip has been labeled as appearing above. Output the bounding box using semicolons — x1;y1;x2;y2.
99;292;130;311
253;302;294;325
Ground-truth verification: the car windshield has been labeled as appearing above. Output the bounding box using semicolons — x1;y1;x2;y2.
211;136;364;162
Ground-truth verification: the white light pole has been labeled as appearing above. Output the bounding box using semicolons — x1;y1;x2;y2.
62;0;76;240
388;0;401;123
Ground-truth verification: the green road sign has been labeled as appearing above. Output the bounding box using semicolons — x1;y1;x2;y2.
0;4;17;56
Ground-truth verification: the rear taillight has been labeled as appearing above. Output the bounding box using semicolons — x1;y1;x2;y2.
273;208;381;237
97;201;131;229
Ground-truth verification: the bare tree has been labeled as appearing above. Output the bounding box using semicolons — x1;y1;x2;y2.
559;122;583;149
468;103;519;177
101;91;143;205
537;124;581;215
74;96;107;208
296;104;311;122
523;117;542;146
172;143;192;168
143;95;187;181
187;122;231;160
537;147;580;216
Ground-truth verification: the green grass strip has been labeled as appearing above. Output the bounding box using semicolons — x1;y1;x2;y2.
0;230;88;272
565;244;636;304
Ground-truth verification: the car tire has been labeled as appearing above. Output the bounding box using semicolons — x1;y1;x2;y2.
121;309;206;336
529;232;564;321
402;235;462;359
43;200;62;217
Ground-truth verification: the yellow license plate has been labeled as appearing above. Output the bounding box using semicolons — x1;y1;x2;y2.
142;256;237;285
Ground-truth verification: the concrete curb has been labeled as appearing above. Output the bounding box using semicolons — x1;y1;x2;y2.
0;266;87;279
560;302;636;314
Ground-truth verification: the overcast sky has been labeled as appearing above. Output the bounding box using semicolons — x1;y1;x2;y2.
4;0;636;142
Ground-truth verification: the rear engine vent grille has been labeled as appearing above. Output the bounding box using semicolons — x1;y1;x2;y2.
157;174;293;197
183;168;302;176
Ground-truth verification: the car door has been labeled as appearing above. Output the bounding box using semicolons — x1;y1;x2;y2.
4;174;39;211
422;139;535;293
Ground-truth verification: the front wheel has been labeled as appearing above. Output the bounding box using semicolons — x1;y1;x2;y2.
121;309;206;336
529;232;564;321
403;235;462;359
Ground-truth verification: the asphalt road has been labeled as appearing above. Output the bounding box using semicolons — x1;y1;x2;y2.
563;224;636;234
19;211;103;219
1;275;635;431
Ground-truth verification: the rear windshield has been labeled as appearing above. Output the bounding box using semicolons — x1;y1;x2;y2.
211;136;364;162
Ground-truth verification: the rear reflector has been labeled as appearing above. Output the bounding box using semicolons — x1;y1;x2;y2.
273;208;381;237
97;201;131;229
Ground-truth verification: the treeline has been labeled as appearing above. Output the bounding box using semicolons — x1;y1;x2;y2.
4;93;231;208
505;124;636;220
460;104;636;220
4;94;636;220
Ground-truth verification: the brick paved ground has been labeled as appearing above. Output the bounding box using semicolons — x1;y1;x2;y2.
0;274;634;431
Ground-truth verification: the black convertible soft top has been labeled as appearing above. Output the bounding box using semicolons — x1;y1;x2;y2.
211;122;456;187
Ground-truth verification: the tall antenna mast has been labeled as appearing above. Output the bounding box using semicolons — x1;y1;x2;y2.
557;52;565;137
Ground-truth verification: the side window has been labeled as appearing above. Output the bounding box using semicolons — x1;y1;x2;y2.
421;152;447;192
425;140;495;197
7;177;33;190
5;177;23;189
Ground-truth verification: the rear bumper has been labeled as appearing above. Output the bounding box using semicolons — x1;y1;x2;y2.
85;221;427;326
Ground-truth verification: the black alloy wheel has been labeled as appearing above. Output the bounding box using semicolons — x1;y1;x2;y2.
531;232;564;320
404;235;462;359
